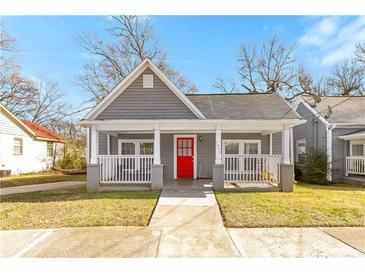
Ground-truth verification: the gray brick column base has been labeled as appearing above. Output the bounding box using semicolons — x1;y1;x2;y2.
213;164;224;191
87;164;100;192
280;164;294;192
151;164;164;190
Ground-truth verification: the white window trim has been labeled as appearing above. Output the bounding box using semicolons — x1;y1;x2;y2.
222;139;262;155
173;134;197;179
118;139;154;155
350;140;365;156
296;138;306;162
143;74;154;88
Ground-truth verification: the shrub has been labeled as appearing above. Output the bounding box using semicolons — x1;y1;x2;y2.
301;149;330;185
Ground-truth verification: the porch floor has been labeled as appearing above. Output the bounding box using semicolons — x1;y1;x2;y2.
164;179;212;190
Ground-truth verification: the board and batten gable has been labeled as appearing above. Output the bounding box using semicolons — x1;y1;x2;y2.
96;68;198;120
293;102;327;157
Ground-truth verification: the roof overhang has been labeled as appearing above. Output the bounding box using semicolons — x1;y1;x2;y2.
82;58;206;121
339;131;365;141
78;118;305;133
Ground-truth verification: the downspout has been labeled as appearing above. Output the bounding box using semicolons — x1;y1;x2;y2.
326;124;336;181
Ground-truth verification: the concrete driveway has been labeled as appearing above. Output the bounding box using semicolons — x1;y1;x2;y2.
1;226;364;258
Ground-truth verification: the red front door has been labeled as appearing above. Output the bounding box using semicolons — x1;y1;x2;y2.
177;137;194;178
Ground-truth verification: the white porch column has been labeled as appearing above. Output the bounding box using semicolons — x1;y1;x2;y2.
215;127;222;164
90;126;99;164
154;128;161;165
107;134;111;155
269;133;273;155
86;128;90;164
282;128;290;164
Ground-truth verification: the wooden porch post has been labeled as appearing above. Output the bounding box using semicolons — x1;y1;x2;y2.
282;128;290;164
90;126;99;164
215;127;222;164
154;127;161;165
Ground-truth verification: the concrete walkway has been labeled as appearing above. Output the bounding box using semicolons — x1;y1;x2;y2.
0;181;86;196
1;226;363;258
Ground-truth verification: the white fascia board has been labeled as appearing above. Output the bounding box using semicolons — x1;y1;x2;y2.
0;104;37;138
295;96;329;126
82;58;205;121
78;118;305;132
338;132;365;140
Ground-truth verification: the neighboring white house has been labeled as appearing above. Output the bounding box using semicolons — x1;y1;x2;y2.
0;104;64;175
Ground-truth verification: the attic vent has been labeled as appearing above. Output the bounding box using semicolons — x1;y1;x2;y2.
143;74;154;88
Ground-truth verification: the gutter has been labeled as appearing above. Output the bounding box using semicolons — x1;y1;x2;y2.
326;124;336;181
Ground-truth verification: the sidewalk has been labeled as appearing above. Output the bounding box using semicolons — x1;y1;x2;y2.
0;181;86;196
1;226;363;258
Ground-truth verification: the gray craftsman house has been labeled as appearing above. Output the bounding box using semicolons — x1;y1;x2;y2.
293;95;365;182
80;59;304;192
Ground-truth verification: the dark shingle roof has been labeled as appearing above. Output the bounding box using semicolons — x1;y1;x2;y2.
299;95;365;123
186;93;301;120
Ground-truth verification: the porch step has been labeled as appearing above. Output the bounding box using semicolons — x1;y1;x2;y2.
343;176;365;186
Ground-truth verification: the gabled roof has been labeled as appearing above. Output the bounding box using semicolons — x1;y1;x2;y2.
186;93;301;120
82;58;206;120
21;119;64;142
0;104;64;142
298;95;365;124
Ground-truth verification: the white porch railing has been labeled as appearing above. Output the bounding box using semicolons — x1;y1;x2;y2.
98;155;154;184
346;156;365;176
223;154;282;183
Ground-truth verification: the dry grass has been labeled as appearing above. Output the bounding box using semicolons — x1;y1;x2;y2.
0;173;86;188
0;188;159;230
216;183;365;227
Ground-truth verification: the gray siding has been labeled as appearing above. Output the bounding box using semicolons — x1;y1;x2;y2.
96;68;198;120
97;132;283;183
272;132;282;154
332;128;365;181
293;103;327;158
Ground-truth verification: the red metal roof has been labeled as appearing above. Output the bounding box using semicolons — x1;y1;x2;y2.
21;120;64;142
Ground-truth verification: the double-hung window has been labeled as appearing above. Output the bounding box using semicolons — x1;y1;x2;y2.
13;137;23;155
118;139;154;171
222;140;261;173
296;138;306;165
350;141;365;156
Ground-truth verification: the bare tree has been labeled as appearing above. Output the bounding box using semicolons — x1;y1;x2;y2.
355;42;365;66
212;77;237;93
0;29;38;115
328;58;365;96
214;36;298;96
24;81;70;125
77;15;197;104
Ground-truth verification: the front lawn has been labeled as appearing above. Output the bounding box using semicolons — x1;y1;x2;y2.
0;173;86;188
216;183;365;227
0;188;159;230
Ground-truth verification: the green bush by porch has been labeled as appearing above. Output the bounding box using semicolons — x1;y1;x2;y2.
0;188;159;230
216;183;365;227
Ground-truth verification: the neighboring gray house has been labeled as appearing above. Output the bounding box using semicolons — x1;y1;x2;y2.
293;95;365;182
80;59;304;192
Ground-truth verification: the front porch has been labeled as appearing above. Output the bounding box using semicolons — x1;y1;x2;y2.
85;120;295;192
